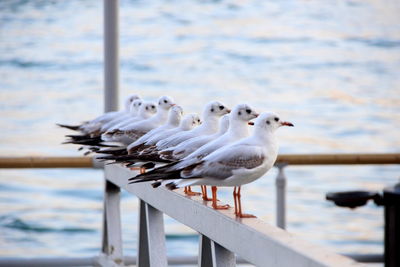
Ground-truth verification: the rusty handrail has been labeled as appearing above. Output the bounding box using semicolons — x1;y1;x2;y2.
276;153;400;165
0;153;399;168
0;156;94;168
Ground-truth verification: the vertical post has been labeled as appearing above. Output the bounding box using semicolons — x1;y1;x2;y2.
100;181;123;265
199;235;235;267
384;184;400;267
137;200;168;267
199;235;213;267
100;1;121;265
211;241;236;267
275;164;287;229
104;0;119;113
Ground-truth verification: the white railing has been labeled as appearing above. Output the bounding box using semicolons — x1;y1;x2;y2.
1;154;398;266
99;164;363;267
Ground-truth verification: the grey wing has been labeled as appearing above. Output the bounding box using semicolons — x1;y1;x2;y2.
182;147;265;180
124;130;147;140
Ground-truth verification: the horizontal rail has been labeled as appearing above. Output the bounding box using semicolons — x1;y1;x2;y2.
0;255;233;267
0;153;399;169
0;253;381;267
276;153;400;165
0;157;102;169
105;165;363;267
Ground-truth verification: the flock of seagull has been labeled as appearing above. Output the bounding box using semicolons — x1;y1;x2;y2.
58;94;293;218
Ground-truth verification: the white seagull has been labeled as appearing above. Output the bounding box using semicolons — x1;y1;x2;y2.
126;105;184;150
158;104;258;199
58;94;140;135
159;114;230;161
151;101;230;151
128;113;202;154
101;99;143;132
101;101;157;142
130;112;293;218
114;96;176;144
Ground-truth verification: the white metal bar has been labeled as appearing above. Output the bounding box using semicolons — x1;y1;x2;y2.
0;254;380;267
199;235;213;267
137;200;168;267
105;165;364;267
103;0;119;113
100;180;123;266
211;241;236;267
275;164;287;229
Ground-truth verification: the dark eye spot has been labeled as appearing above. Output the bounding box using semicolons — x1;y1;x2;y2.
197;119;200;122
219;105;224;110
246;109;251;114
274;117;279;122
164;100;168;103
146;107;148;110
238;111;241;115
211;108;214;112
138;103;142;106
152;105;155;108
266;120;270;125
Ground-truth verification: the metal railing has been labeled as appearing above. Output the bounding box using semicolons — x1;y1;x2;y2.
0;153;399;266
101;164;362;267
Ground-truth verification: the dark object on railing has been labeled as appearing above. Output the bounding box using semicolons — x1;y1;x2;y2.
326;182;400;267
326;191;381;209
383;183;400;267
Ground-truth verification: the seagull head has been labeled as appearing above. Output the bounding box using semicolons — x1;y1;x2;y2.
167;105;184;126
129;99;143;115
204;101;231;118
158;96;176;110
218;114;230;134
140;101;157;117
181;114;201;130
255;112;294;132
232;104;259;122
124;94;140;111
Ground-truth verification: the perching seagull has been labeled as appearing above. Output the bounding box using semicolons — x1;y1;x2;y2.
129;112;293;218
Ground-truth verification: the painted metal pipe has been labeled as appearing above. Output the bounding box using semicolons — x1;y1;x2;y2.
275;164;287;229
103;0;119;113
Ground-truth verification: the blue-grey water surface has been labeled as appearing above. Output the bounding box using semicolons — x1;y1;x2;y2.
0;0;399;264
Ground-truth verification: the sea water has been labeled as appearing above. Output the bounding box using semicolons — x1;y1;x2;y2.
0;0;399;263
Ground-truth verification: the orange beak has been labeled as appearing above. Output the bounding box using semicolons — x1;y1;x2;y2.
280;121;294;127
226;109;231;113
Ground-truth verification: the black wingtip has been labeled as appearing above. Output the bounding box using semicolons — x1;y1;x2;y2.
57;123;81;131
166;182;177;190
152;181;162;188
141;162;155;169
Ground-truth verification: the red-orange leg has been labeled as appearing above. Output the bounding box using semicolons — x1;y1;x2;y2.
233;187;238;215
201;185;213;201
211;186;229;210
236;186;256;218
184;186;201;196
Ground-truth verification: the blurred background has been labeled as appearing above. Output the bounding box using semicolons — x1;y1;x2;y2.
0;0;399;264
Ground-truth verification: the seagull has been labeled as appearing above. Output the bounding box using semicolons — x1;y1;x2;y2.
57;94;140;134
97;113;201;159
101;100;156;142
129;112;294;218
110;96;176;145
100;99;143;132
157;104;258;199
160;104;257;162
140;101;230;157
126;105;184;150
127;113;202;154
159;114;230;161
